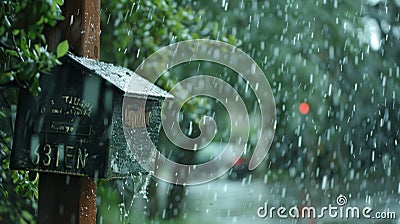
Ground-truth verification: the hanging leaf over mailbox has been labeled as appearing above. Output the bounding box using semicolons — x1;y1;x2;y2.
10;53;172;179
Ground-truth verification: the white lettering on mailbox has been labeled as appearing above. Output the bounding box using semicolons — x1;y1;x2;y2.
31;144;88;170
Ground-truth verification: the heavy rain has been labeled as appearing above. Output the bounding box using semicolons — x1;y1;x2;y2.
1;0;400;223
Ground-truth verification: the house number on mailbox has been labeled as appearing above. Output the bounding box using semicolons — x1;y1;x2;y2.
10;53;173;178
31;144;89;170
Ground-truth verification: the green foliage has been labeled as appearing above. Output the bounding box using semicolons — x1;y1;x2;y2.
102;0;199;66
0;88;38;224
56;40;69;59
101;0;240;66
0;0;65;95
3;154;38;222
0;1;65;223
193;0;400;182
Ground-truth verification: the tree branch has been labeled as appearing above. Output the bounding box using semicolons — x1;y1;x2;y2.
11;34;24;62
0;41;15;51
0;135;11;151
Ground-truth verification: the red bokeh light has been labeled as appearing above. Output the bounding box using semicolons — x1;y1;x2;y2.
299;102;310;115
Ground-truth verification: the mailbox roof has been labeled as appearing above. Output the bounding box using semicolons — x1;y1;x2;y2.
65;53;173;100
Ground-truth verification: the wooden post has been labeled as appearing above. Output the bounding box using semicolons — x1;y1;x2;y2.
39;0;100;223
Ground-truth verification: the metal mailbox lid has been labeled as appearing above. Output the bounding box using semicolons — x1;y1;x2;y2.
65;53;173;100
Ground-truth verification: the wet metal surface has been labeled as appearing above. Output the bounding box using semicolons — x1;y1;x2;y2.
11;54;171;178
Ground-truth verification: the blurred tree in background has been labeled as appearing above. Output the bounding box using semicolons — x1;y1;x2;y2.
100;0;400;220
188;0;400;201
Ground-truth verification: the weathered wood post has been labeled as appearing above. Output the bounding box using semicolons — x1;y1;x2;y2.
40;0;100;223
9;0;172;223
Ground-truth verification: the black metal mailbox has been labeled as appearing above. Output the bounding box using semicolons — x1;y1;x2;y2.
10;53;172;178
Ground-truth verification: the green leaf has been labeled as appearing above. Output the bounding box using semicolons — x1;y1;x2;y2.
34;44;41;55
28;74;40;96
5;50;19;58
4;16;12;28
0;72;14;85
56;40;69;58
20;37;29;56
21;210;34;221
32;188;38;199
54;0;64;5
